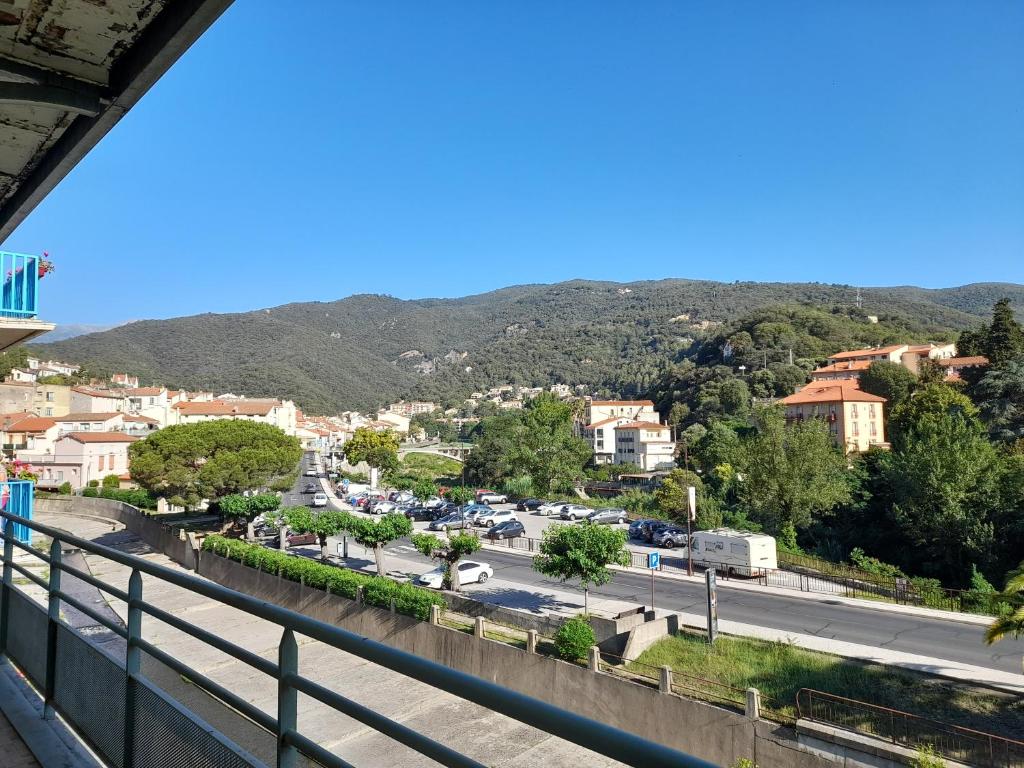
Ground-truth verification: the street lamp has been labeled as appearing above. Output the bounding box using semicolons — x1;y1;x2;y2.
738;365;747;376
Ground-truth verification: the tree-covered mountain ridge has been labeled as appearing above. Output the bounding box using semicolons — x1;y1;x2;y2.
34;279;1024;413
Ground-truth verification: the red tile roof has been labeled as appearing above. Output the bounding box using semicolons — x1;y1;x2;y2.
124;387;165;396
935;356;989;367
782;383;886;405
61;432;139;443
53;412;123;422
123;414;159;424
811;360;873;375
590;400;655;407
4;416;56;432
174;400;277;416
586;417;626;429
615;421;670;430
828;345;906;361
72;387;124;399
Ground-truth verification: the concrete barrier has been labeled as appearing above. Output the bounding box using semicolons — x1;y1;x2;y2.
621;614;679;661
199;551;839;768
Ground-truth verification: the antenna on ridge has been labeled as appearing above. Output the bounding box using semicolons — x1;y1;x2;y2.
855;287;863;310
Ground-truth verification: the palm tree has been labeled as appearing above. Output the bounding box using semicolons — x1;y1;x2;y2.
985;567;1024;673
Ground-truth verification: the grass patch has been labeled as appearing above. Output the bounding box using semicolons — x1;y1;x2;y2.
398;453;463;481
635;632;1024;738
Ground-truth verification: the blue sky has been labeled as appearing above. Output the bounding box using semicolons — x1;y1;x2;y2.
7;1;1023;325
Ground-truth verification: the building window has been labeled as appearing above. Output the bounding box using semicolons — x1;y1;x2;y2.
80;423;90;431
869;404;875;418
852;422;860;437
870;422;877;437
98;455;105;471
44;407;52;417
851;404;858;418
46;392;54;402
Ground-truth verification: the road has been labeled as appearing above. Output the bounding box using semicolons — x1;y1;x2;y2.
307;454;1024;675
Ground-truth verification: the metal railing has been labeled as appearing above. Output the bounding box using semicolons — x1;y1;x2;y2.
0;506;713;768
797;689;1024;768
0;251;40;318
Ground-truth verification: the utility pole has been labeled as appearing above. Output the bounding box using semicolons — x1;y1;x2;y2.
686;486;696;577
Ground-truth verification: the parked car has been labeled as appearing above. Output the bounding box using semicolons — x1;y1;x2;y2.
628;519;658;539
304;468;317;477
263;530;317;548
477;491;508;504
310;493;328;508
559;504;593;521
422;496;446;509
475;509;518;528
516;498;544;512
484;520;525;540
641;520;672;543
537;501;567;517
357;494;386;510
460;503;493;523
405;506;445;522
586;508;628;526
415;560;493;589
653;526;689;548
371;500;398;515
428;514;475;532
303;482;318;494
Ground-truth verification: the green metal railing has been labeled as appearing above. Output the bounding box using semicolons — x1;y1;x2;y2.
0;508;713;768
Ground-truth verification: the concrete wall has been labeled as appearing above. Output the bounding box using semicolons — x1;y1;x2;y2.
35;496;197;570
199;551;841;768
621;614;679;661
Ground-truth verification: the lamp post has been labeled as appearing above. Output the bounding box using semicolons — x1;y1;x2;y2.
686;486;696;577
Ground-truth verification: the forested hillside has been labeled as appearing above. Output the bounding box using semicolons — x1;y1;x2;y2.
34;279;1024;413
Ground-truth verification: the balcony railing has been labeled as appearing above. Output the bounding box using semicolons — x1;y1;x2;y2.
0;251;40;319
0;508;712;768
0;480;33;545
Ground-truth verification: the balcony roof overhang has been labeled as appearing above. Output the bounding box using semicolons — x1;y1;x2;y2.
0;0;235;245
0;318;55;349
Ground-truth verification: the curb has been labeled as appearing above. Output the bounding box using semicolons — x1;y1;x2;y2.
478;541;993;627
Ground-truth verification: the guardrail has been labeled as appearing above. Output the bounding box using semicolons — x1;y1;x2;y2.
0;507;713;768
797;689;1024;768
0;251;40;318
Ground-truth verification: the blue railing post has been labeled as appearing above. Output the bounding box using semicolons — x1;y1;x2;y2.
278;628;298;768
124;568;143;767
0;519;12;653
44;538;61;719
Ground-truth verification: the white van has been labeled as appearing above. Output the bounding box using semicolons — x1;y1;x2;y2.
689;528;777;577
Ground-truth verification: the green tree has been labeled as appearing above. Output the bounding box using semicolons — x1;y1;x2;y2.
342;427;399;479
346;512;413;576
736;407;851;547
58;481;73;495
444;485;475;505
533;523;630;614
0;346;28;380
101;474;121;488
218;494;251;520
411;532;481;591
282;506;347;561
986;298;1024;367
128;421;302;507
653;469;701;520
974;360;1024;442
885;408;999;583
889;384;978;451
412;478;438;501
859;361;917;418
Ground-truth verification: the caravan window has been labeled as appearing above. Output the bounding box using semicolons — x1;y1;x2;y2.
730;543;745;555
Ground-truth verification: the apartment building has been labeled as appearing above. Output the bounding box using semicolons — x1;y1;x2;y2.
613;421;676;471
780;382;887;453
172;398;298;435
811;343;957;382
25;432;138;490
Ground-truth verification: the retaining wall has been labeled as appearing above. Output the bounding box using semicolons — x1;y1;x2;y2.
200;551;841;768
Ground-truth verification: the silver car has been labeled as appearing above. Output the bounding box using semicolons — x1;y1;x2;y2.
559;504;593;521
586;508;628;525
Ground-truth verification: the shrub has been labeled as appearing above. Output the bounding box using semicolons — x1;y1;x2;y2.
57;482;73;495
218;494;250;518
101;474;121;488
911;745;946;768
200;535;443;621
98;487;157;509
247;493;280;514
87;479;100;488
553;616;596;663
82;487;98;498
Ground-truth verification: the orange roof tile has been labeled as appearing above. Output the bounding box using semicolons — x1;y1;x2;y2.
173;400;277;416
61;432;139;443
828;345;906;361
615;421;670;430
5;417;56;432
782;384;886;405
53;412;123;422
811;360;873;374
123;414;159;424
935;356;989;367
124;387;164;396
590;400;655;407
586;417;625;429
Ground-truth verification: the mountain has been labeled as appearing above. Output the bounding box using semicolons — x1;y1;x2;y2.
33;279;1024;413
39;322;126;342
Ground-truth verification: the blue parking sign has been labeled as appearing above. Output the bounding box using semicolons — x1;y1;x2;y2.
647;552;660;569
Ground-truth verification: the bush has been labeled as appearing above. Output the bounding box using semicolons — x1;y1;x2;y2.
98;487;157;509
248;493;280;514
57;481;72;495
82;487;98;497
911;745;946;768
87;479;100;488
553;616;596;663
101;474;121;488
200;535;444;622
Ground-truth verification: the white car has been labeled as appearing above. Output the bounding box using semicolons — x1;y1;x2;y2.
415;560;493;589
537;501;566;517
311;493;328;508
475;509;518;528
477;492;508;504
559;504;592;521
422;496;446;509
304;468;317;477
371;501;397;515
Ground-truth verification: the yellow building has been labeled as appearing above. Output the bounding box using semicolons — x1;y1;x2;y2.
780;382;887;453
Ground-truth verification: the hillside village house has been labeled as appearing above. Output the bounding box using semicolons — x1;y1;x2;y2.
613;421;676;471
936;355;990;382
385;401;438;417
23;432;138;490
810;343;957;382
71;386;129;413
53;412;126;435
0;381;72;417
172;398;298;435
0;414;59;458
123;414;160;436
110;373;140;388
27;358;79;376
781;382;887;453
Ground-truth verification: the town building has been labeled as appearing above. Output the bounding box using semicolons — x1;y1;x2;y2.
0;414;59;458
811;343;957;382
23;432;138;490
780;382;887;453
385;401;438;417
613;421;676;471
71;386;130;413
171;398;298;435
53;412;126;434
935;355;990;382
110;373;140;388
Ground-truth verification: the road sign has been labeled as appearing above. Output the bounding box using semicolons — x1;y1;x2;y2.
647;551;660;569
706;570;719;644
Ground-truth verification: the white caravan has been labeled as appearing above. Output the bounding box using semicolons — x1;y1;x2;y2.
689;528;777;577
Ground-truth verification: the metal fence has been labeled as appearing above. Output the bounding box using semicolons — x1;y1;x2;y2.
486;531;995;615
797;689;1024;768
0;507;713;768
0;251;40;318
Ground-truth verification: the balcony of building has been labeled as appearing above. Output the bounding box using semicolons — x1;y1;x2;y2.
0;252;55;353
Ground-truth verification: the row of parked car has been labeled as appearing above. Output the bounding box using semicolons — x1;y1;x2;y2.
628;519;690;548
515;498;629;526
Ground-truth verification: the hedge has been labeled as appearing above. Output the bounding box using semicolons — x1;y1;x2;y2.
81;487;158;509
201;535;444;621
